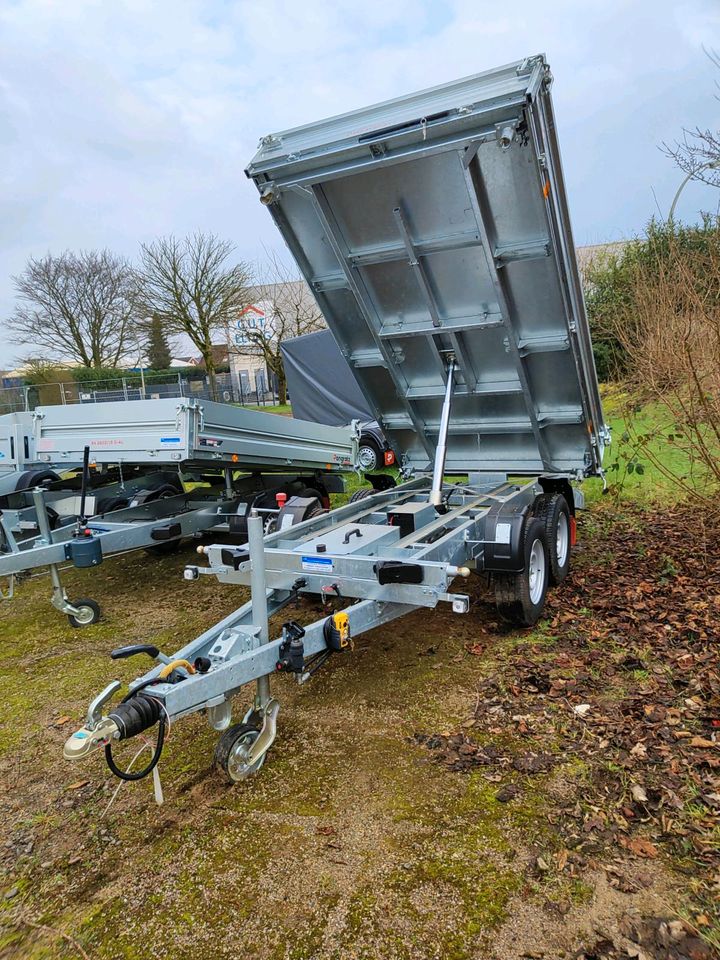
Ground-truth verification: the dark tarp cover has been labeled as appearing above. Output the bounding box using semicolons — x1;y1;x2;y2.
281;329;372;426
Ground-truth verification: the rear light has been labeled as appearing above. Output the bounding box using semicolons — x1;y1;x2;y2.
384;450;395;466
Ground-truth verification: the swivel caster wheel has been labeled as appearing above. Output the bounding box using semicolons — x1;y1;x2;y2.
214;723;266;783
67;598;101;628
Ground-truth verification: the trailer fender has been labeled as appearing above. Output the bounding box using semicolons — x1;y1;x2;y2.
482;507;531;574
276;495;322;531
538;477;576;514
14;468;60;492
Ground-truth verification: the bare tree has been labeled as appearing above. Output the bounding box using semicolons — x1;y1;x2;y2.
235;253;325;404
662;48;720;191
138;233;251;399
8;250;139;368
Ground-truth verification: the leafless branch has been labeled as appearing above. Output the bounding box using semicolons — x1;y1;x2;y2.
138;233;252;398
233;252;325;403
7;250;139;368
661;48;720;191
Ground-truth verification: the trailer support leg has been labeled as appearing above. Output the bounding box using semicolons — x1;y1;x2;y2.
31;487;98;625
429;358;456;509
245;509;280;764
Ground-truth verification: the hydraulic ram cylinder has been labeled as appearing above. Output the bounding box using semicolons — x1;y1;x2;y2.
429;359;456;508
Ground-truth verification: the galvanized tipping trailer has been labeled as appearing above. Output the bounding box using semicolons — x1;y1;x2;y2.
64;56;609;786
3;398;355;625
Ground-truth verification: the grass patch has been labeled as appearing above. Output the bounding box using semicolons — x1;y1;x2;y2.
242;402;292;416
584;386;708;505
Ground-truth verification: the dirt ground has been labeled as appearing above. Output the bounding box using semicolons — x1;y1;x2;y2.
0;500;718;959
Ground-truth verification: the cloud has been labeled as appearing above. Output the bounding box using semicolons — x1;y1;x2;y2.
0;0;718;367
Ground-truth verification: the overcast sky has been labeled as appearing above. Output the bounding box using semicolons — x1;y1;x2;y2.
1;0;719;368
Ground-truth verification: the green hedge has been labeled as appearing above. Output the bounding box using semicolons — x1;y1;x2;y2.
584;216;720;381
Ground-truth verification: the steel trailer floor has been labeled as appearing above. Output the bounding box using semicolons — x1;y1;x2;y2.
246;54;608;477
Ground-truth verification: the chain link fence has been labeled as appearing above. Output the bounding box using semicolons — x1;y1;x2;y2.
0;369;278;416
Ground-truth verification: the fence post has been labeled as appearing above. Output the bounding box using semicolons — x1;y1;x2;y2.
23;385;30;412
59;382;67;405
177;373;183;396
122;378;128;401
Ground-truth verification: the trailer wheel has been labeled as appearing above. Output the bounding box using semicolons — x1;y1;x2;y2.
533;493;571;585
494;518;549;627
144;481;183;501
348;487;373;504
67;598;101;628
357;440;381;472
214;723;266;783
96;495;130;515
304;500;326;521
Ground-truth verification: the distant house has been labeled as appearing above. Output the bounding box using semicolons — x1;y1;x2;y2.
226;281;326;401
192;344;230;369
227;303;273;399
576;241;630;280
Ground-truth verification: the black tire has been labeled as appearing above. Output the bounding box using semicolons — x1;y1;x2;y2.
298;486;323;501
348;487;373;504
144;481;183;502
214;723;265;783
494;518;549;627
357;440;381;472
304;500;326;521
96;495;130;515
15;469;60;492
67;598;101;628
533;493;571;585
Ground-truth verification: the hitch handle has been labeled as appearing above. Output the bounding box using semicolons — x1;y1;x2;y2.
87;680;121;730
111;644;160;661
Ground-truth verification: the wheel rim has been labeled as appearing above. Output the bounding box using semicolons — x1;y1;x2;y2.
227;730;262;781
73;604;96;625
358;446;377;470
264;516;277;535
528;538;545;606
556;513;569;567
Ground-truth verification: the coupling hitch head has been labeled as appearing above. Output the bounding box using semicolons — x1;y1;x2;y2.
64;716;120;761
64;687;166;762
64;680;122;761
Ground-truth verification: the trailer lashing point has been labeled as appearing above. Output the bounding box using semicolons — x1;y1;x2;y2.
65;54;608;788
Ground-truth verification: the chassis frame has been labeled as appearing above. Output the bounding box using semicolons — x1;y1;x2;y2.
1;467;345;625
64;468;582;776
